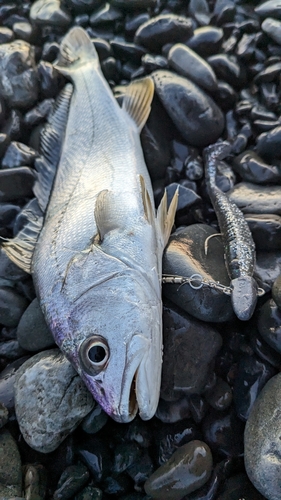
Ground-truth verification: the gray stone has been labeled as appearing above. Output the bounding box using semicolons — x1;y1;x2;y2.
255;251;281;293
245;373;281;500
0;403;8;429
163;224;234;322
262;18;281;45
0;286;29;327
152;71;224;147
14;349;95;453
228;182;281;215
0;428;22;497
17;298;55;352
144;440;213;499
30;0;72;27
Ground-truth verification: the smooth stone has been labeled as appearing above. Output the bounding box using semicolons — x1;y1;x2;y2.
0;428;22;497
255;0;281;18
155;397;190;423
37;61;63;99
204;377;232;411
0;251;29;281
214;80;237;112
113;442;142;474
232;150;281;184
0;340;26;360
110;40;146;63
163;225;234;322
0;286;29;327
2;109;22;141
144;440;212;499
256;126;281;160
161;303;222;401
0;203;20;229
0;40;38;109
272;275;281;308
13;22;34;43
189;394;208;424
14;349;95;453
233;353;276;421
0;27;14;43
17;298;55;352
74;486;103;500
141;53;168;72
257;298;281;354
244;373;281;500
111;0;156;9
125;12;150;37
262;18;281;45
2;141;37;168
250;328;281;369
154;419;201;466
168;43;218;93
255;62;281;84
76;435;112;482
207;54;246;89
217;473;265;500
188;459;232;500
228;182;281;215
152;70;224;147
0;402;8;428
202;408;244;457
127;451;154;487
188;0;211;25
255;251;281;293
90;3;123;26
24;99;54;127
65;0;103;12
53;465;89;500
186;26;223;56
81;403;108;433
245;214;281;251
30;0;72;27
134;14;193;52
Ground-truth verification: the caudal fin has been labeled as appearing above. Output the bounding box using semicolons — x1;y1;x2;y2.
55;27;99;76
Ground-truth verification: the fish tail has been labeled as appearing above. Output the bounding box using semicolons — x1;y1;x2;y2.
54;27;99;75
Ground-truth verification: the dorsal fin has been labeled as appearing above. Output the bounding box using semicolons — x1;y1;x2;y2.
33;83;73;211
1;199;43;274
157;188;178;249
139;175;154;225
122;77;154;132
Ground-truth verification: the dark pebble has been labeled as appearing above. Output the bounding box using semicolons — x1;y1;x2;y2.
110;40;146;63
13;22;34;43
0;340;26;360
257;298;281;354
188;458;232;500
232;150;281;184
16;298;54;352
74;486;103;500
24;98;54;127
250;328;281;369
2;109;22;142
202;408;244;457
80;403;108;434
186;26;223;56
0;167;35;202
37;61;63;99
127;450;154;487
272;275;281;309
144;440;213;499
152;70;224;147
2;142;37;169
111;0;156;9
161;303;222;401
262;17;281;45
217;473;265;500
155;418;201;465
30;0;72;27
0;356;30;411
207;54;246;89
124;12;150;38
256;125;281;160
134;14;193;52
0;27;14;43
214;80;237;111
188;0;211;26
155;397;190;424
89;3;123;27
0;286;29;327
245;373;281;500
233;353;276;421
245;213;281;251
189;394;209;424
204;377;232;411
255;250;281;293
255;0;281;18
113;442;142;474
76;436;112;482
65;0;104;13
228;182;281;215
53;465;89;500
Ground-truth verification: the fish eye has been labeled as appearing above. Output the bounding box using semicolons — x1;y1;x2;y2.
79;336;109;375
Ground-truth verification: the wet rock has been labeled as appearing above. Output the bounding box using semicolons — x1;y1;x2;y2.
245;214;281;251
245;373;281;500
110;40;145;63
188;0;210;25
81;403;108;434
23;463;47;500
24;98;54;127
37;61;63;99
112;0;156;9
0;428;22;497
168;43;218;93
232;150;281;184
163;225;234;322
154;419;201;465
233;353;276;421
13;22;34;43
228;182;281;215
0;339;26;360
188;458;232;500
2;141;37;169
152;70;224;147
0;27;14;43
144;440;212;499
204;377;232;411
2;109;22;142
0;286;29;327
255;251;281;293
134;14;193;52
272;275;281;309
161;303;222;401
0;40;38;109
141;53;168;72
214;81;237;112
257;298;281;354
74;486;103;500
250;328;281;369
53;465;89;500
127;450;154;487
30;0;72;27
202;408;244;457
14;349;95;453
113;442;142;474
217;473;265;500
76;435;112;482
17;298;55;352
65;0;104;12
262;17;281;45
155;397;190;423
189;394;208;424
256;126;281;160
255;0;281;18
186;26;223;57
0;402;8;428
90;3;123;26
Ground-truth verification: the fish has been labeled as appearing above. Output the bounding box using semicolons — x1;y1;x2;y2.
1;27;178;423
203;141;260;321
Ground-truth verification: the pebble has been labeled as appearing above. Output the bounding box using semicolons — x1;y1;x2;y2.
217;473;265;500
24;98;54;127
134;14;193;52
76;435;112;482
163;225;234;322
0;428;22;498
262;18;281;45
257;298;281;354
81;403;108;434
207;54;245;89
0;40;38;109
155;419;201;465
74;486;103;500
155;397;190;423
30;0;72;27
112;0;156;9
161;303;222;401
186;26;224;56
0;402;8;428
272;275;281;309
14;349;95;453
232;150;281;184
2;109;22;142
2;141;37;169
144;440;213;499
228;182;281;215
0;286;29;327
13;21;34;43
113;442;142;474
16;298;55;352
23;463;47;500
255;250;281;293
65;0;104;12
0;27;14;43
245;214;281;251
168;43;218;93
89;3;123;26
204;377;232;411
255;0;281;18
53;464;89;500
188;0;211;25
202;408;244;457
245;373;281;500
256;126;281;160
152;70;224;147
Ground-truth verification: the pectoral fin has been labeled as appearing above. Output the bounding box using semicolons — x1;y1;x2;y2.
139;175;154;225
122;77;154;132
157;188;178;249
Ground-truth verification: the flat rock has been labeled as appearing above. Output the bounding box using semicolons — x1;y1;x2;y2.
163;224;234;322
30;0;72;27
245;214;281;251
245;373;281;500
255;251;281;293
17;298;55;352
14;349;95;453
152;70;224;147
134;14;193;52
228;182;281;215
0;167;35;202
0;428;22;497
232;150;281;184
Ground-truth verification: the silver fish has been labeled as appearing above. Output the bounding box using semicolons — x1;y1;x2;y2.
2;27;178;422
204;141;259;321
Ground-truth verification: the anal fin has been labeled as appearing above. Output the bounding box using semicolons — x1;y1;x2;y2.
157;188;178;249
139;175;154;225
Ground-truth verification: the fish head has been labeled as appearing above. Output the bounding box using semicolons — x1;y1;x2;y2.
58;252;163;423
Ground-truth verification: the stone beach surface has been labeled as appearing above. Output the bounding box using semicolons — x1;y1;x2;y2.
0;0;281;499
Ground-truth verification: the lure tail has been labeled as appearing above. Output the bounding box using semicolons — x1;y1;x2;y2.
231;276;258;321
